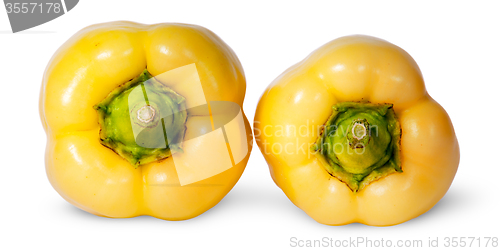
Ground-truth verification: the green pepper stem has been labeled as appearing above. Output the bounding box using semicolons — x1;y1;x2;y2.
352;122;367;140
312;102;402;192
137;105;156;124
94;69;187;167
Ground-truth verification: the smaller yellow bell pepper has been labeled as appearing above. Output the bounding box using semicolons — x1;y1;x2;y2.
254;35;459;226
40;21;253;220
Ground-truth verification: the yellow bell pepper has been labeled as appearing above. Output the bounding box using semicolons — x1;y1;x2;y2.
40;21;253;220
254;35;459;226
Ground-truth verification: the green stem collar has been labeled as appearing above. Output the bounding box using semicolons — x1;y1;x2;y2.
94;70;188;167
312;102;402;192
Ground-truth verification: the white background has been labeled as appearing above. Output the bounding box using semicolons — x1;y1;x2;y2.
1;0;499;250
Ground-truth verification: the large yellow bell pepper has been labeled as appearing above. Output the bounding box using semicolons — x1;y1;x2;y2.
40;21;252;220
254;35;459;226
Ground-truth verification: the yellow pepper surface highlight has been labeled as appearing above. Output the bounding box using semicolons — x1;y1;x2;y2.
40;22;253;220
254;35;459;226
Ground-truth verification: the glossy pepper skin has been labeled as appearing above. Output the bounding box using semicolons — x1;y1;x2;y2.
254;35;459;226
40;22;252;220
